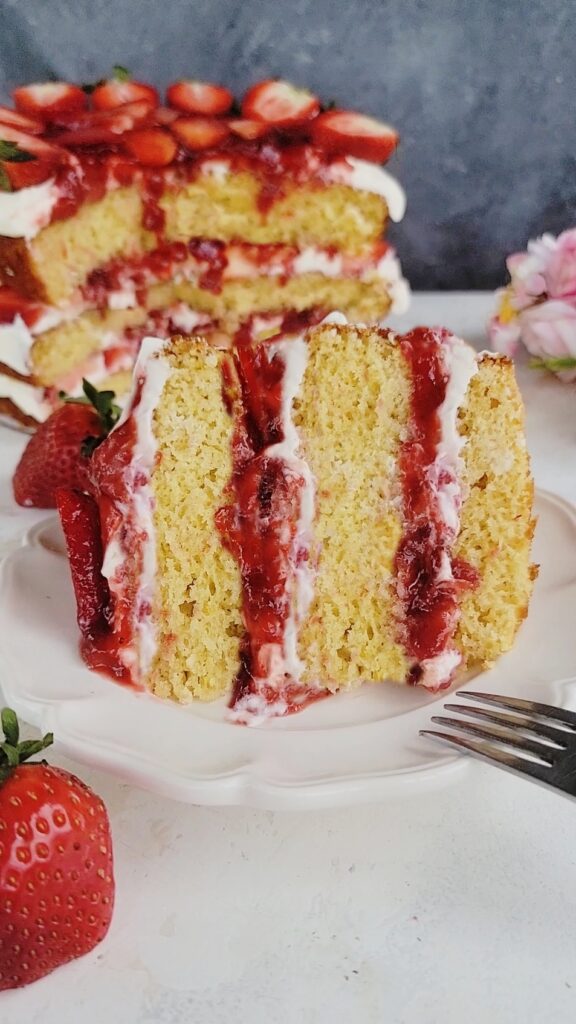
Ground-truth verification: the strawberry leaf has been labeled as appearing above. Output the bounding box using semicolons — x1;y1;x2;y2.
1;707;19;745
0;708;53;780
62;380;121;452
81;378;121;433
17;736;54;762
0;140;35;163
528;355;576;371
1;742;20;767
113;65;131;81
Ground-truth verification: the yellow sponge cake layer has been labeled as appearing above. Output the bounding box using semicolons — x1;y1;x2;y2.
30;307;146;387
0;189;150;305
456;354;536;665
148;340;243;702
1;177;388;305
294;324;409;685
170;275;391;325
163;177;386;253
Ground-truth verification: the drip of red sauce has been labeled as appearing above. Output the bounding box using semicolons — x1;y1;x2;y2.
216;314;325;719
395;327;478;689
187;239;228;293
76;391;146;685
141;171;166;236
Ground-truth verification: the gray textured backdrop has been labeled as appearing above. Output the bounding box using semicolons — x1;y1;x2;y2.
1;0;575;289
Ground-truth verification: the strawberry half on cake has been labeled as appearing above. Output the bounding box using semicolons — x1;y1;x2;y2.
56;319;536;724
0;72;409;427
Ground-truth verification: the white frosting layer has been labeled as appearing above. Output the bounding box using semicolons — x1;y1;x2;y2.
0;178;59;239
375;250;411;314
101;336;171;679
416;334;478;691
229;334;318;726
323;157;406;222
0;372;47;421
292;248;343;277
167;304;211;334
0;315;34;376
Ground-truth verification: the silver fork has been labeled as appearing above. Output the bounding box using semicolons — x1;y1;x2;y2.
421;691;576;799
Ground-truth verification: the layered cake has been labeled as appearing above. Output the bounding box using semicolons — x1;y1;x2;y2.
0;74;408;427
57;318;536;724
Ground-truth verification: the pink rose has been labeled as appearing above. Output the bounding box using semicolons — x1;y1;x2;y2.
520;300;576;369
543;229;576;300
490;230;576;380
488;309;522;356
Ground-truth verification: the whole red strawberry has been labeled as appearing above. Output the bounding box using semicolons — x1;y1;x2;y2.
0;708;114;990
12;380;121;509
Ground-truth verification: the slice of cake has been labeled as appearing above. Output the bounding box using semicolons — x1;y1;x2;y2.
57;319;536;724
0;75;408;426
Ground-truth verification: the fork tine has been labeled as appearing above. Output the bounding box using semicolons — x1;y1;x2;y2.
431;716;557;762
443;703;569;746
420;729;553;785
458;691;576;729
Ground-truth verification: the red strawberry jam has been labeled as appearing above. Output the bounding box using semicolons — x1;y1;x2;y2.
395;327;479;689
216;313;327;720
71;396;143;684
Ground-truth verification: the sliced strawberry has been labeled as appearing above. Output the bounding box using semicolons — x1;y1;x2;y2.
52;102;156;147
1;157;56;190
56;489;110;638
311;110;399;163
228;118;270;141
0;105;43;134
13;81;87;118
51;125;126;148
171;116;230;151
0;288;43;327
92;78;159;111
154;105;180;126
166;80;233;116
49;98;153;132
123;127;177;166
242;80;320;125
0;124;66;161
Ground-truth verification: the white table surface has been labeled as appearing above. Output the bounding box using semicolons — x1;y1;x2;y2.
1;292;575;1024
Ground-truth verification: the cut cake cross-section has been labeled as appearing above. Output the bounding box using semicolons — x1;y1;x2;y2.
57;319;537;725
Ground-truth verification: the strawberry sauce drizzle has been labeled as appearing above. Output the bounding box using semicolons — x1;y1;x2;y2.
72;394;145;685
215;312;326;720
395;327;479;689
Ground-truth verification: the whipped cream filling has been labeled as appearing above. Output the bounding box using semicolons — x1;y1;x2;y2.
100;337;171;678
416;335;478;690
322;158;407;222
229;334;318;726
375;250;411;314
0;371;47;422
0;315;34;376
0;178;60;239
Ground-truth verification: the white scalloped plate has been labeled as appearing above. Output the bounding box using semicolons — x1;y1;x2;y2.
0;489;574;809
